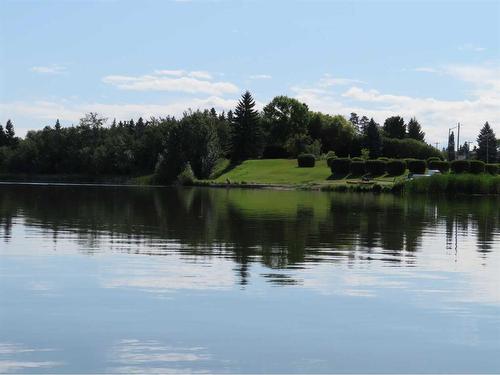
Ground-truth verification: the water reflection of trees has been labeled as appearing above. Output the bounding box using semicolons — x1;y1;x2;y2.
0;185;498;284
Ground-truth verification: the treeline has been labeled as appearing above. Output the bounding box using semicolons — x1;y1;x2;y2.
0;91;497;183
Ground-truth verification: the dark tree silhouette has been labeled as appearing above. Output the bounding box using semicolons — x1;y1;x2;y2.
230;91;262;161
407;117;425;141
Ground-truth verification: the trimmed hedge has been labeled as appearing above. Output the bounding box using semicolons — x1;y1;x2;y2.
470;160;485;174
326;156;336;168
486;164;498;175
451;160;470;174
386;160;406;176
366;160;386;175
428;160;450;173
350;160;366;175
351;157;364;162
407;159;426;174
297;154;315;168
377;157;390;162
427;157;441;164
330;158;351;175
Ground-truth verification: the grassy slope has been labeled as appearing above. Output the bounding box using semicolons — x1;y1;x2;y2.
214;159;399;187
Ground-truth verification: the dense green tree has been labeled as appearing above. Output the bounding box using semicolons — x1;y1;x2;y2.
383;116;406;139
349;112;360;133
476;122;497;163
230;91;262;161
262;96;309;151
364;118;382;158
407;117;425;141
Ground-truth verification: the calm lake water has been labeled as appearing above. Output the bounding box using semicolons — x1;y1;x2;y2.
0;184;499;373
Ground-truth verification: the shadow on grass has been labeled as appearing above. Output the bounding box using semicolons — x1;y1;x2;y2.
210;160;242;179
327;173;349;180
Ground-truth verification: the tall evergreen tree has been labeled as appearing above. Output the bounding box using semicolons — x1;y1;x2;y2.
383;116;406;139
230;91;262;161
5;120;15;146
447;131;455;161
0;124;6;146
359;116;370;133
476;122;497;163
364;118;382;158
407;117;425;141
349;112;360;133
55;119;61;131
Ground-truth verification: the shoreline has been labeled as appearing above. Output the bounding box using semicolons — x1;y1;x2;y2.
1;173;498;196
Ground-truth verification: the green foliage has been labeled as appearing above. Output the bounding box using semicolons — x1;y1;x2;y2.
262;96;309;150
177;162;195;185
486;164;498;175
297;154;316;168
360;148;370;160
350;160;366;176
330;158;351;175
476;122;497;163
382;137;441;159
407;117;425;141
377;157;389;161
470;160;485;174
406;173;500;195
448;131;455;161
363;119;382;159
407;160;426;174
386;160;406;176
383;116;406;139
309;112;356;156
450;160;470;174
426;157;441;164
304;139;322;157
365;160;386;175
230;91;262;161
428;160;450;173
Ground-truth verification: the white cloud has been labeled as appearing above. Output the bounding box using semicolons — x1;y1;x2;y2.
102;70;236;95
0;96;239;135
318;74;365;87
249;74;272;80
30;65;66;75
292;63;500;145
458;43;486;52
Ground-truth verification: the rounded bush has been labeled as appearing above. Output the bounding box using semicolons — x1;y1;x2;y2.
297;154;315;168
470;160;485;174
450;160;470;174
350;160;366;175
351;157;364;162
428;160;450;173
386;160;405;176
330;158;351;175
377;157;389;162
366;160;387;175
426;156;441;164
407;159;426;174
486;164;498;175
326;156;336;168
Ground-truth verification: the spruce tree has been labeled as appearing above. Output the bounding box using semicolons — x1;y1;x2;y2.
5;120;15;145
55;119;61;131
230;91;262;161
364;118;382;158
476;122;497;163
0;124;6;146
407;117;425;141
383;116;406;139
448;131;455;161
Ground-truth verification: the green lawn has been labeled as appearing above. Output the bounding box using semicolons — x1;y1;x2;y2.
213;159;400;187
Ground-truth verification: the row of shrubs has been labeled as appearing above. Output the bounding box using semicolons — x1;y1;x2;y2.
297;154;499;176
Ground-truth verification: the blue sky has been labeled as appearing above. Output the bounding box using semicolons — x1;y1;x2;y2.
0;0;499;147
